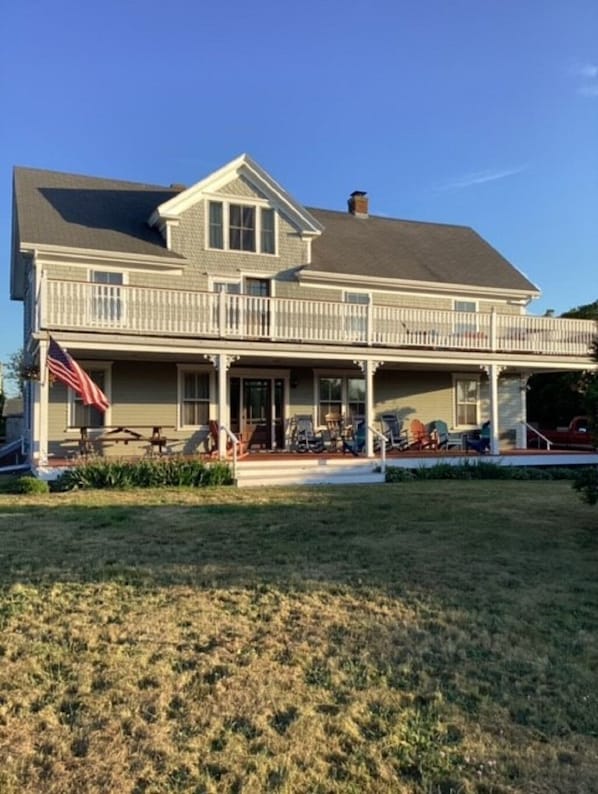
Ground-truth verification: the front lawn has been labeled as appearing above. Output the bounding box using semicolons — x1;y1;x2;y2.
0;482;597;793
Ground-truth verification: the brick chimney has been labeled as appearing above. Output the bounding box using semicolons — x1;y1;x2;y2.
348;190;368;218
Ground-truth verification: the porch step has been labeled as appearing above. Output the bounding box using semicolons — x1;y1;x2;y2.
235;457;385;488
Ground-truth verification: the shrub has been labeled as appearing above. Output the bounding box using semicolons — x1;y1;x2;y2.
17;476;50;494
54;457;234;491
386;462;584;484
572;466;598;506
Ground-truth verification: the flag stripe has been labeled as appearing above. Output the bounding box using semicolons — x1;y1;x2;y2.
47;337;110;413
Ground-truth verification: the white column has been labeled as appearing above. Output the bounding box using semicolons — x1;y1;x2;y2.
518;373;530;449
218;353;228;458
205;353;239;458
487;364;501;455
34;339;49;467
354;358;383;458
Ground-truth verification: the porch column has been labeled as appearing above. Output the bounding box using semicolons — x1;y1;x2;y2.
205;353;238;458
486;364;503;455
33;339;49;467
354;358;383;458
518;373;531;449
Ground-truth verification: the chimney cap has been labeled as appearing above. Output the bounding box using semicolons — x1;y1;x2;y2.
350;190;367;197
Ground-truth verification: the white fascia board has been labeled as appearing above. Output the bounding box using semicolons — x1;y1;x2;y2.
21;243;186;272
149;153;324;236
297;268;541;304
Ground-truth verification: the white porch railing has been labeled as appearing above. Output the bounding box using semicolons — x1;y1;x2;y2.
42;279;597;358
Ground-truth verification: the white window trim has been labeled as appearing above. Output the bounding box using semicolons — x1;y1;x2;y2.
453;298;478;312
205;199;279;256
176;364;215;431
343;289;372;304
88;268;129;284
452;373;481;429
67;361;113;431
208;276;242;292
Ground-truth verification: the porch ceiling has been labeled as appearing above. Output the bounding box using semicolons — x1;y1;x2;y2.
40;331;594;375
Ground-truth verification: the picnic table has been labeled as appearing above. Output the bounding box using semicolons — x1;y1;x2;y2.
78;426;174;455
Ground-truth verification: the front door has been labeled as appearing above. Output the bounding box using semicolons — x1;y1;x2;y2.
233;376;285;450
242;379;271;448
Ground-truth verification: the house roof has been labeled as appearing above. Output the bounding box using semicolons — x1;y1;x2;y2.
11;162;538;296
13;167;184;260
305;208;538;293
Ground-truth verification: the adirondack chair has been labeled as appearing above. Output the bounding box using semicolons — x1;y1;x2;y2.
208;420;247;458
465;421;491;453
429;419;463;450
342;416;366;456
409;418;435;449
293;415;325;453
379;412;409;451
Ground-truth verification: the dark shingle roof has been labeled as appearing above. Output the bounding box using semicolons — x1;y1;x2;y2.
305;208;538;293
12;167;538;294
13;167;183;259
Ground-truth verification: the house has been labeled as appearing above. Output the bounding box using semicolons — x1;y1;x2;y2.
9;154;597;467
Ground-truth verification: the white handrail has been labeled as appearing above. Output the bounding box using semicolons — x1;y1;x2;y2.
368;425;387;475
522;421;552;450
219;424;241;482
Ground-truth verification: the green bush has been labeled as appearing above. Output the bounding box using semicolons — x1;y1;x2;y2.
572;467;598;506
54;457;234;491
385;462;584;484
17;476;50;494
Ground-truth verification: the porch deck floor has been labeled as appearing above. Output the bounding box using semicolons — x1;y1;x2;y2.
41;447;598;469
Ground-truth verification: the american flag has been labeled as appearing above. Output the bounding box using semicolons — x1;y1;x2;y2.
47;337;110;413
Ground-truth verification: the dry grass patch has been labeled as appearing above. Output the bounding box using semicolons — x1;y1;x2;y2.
0;482;597;793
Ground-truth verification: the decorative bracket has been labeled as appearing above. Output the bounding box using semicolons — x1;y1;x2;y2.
204;354;239;371
353;359;384;374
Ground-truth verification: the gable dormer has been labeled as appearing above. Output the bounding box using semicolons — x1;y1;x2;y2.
148;154;323;259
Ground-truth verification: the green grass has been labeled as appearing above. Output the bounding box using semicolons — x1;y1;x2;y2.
0;482;597;793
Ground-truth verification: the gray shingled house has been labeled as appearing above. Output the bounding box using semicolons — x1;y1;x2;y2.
9;154;597;467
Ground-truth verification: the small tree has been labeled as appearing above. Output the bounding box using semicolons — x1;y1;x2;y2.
3;349;25;396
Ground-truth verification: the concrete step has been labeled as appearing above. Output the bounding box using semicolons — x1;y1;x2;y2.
235;458;385;487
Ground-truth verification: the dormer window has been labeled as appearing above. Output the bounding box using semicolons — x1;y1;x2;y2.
208;201;276;255
230;205;255;251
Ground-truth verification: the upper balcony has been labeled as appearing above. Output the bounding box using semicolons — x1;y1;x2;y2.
39;278;597;360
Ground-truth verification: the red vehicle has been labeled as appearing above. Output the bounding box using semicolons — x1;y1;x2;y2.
528;416;595;450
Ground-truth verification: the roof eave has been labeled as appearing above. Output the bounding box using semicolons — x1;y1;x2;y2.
298;268;540;303
20;242;187;270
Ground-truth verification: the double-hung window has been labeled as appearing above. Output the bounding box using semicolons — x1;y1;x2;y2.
454;300;477;336
71;367;109;429
229;205;255;251
318;377;343;424
344;292;370;339
180;371;210;427
208;201;276;254
455;377;479;427
91;271;124;324
318;375;366;425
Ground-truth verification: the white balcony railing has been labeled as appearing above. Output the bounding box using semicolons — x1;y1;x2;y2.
41;279;597;358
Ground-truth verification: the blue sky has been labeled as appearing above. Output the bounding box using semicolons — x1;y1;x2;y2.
1;0;596;375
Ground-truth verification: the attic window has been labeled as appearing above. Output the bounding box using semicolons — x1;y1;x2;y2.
230;205;255;251
208;201;276;255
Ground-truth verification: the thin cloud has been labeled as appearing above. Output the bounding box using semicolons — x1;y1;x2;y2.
435;165;527;192
573;62;598;78
571;61;598;97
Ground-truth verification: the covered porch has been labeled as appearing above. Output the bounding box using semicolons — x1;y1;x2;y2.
26;329;596;469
